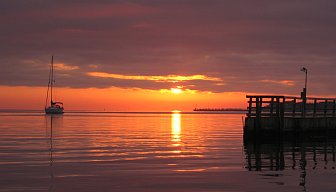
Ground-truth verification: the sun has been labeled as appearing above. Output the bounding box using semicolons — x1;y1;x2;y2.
171;87;182;94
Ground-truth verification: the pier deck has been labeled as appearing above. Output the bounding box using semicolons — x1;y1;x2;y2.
244;95;336;135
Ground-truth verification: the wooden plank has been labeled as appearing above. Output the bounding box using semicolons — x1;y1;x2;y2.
313;99;317;117
255;97;260;131
280;102;284;130
270;98;274;116
248;97;252;117
246;95;335;101
249;101;279;104
260;97;263;114
246;95;286;98
276;97;280;117
283;97;286;113
324;99;328;116
333;99;336;117
292;98;296;117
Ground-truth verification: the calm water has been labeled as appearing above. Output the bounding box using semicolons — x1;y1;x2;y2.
0;112;335;192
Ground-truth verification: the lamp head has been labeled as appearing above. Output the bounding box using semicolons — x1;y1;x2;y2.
301;67;307;72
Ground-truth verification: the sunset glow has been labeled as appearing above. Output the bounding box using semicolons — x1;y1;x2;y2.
171;87;183;94
0;86;247;111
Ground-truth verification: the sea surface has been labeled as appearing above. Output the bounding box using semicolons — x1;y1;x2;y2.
0;112;335;192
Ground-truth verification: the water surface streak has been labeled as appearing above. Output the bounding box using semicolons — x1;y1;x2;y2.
0;112;335;191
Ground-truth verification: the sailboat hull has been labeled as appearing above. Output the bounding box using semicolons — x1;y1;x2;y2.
45;107;64;114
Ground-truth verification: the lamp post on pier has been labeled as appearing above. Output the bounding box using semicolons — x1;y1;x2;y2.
301;67;308;116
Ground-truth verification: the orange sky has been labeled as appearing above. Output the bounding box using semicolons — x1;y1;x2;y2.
1;1;336;111
0;86;246;111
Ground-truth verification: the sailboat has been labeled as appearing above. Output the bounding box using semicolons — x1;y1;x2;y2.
45;56;64;114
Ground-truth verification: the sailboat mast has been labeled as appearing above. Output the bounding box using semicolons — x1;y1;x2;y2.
50;56;53;105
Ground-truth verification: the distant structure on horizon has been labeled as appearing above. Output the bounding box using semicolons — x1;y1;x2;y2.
193;107;246;112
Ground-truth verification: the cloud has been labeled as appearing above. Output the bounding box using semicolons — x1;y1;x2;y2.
260;80;295;86
54;63;79;71
51;3;160;19
87;72;222;82
0;1;336;96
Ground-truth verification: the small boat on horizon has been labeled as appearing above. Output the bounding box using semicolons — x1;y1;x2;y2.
45;56;64;114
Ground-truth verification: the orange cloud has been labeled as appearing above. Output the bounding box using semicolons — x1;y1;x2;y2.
87;72;222;83
260;79;295;86
54;63;79;71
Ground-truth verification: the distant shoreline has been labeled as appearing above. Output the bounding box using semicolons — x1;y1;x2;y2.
0;109;246;115
193;108;246;112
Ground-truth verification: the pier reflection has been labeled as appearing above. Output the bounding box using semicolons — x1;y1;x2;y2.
244;134;336;189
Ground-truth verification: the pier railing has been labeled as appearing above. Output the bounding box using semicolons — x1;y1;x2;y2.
246;95;336;118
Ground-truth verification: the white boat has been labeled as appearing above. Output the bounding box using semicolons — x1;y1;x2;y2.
45;56;64;114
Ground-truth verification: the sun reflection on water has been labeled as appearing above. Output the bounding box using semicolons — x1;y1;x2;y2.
171;111;181;146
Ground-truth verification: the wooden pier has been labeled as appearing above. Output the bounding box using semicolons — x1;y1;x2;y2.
244;95;336;136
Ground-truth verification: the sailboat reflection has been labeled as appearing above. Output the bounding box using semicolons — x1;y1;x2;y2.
244;134;336;190
45;114;62;192
171;112;182;148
